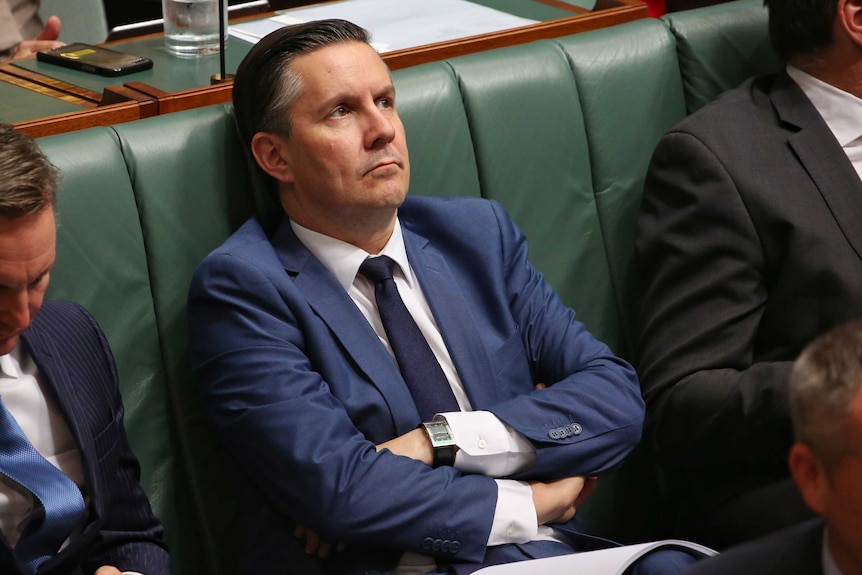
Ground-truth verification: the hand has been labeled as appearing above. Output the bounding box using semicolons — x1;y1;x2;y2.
11;16;64;60
376;427;434;466
294;524;344;559
94;566;122;575
530;475;595;525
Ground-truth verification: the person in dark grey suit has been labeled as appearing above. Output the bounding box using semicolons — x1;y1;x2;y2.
635;0;862;551
0;124;169;574
682;319;862;575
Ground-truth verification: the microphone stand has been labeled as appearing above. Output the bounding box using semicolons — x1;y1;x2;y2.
211;0;234;84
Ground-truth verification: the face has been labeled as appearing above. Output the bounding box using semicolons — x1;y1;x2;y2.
261;41;410;246
791;385;862;573
820;388;862;572
0;207;55;356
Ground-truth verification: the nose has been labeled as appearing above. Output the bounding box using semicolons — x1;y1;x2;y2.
364;105;397;150
0;290;33;333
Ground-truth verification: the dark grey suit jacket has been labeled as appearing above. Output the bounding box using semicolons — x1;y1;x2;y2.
0;301;170;575
681;519;824;575
636;71;861;530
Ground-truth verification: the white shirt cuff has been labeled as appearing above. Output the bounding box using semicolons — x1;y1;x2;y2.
439;411;535;477
487;479;537;546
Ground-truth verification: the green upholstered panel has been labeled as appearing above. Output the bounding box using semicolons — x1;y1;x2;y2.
663;0;779;113
393;61;482;199
38;129;182;560
447;41;616;347
114;105;256;575
556;18;685;360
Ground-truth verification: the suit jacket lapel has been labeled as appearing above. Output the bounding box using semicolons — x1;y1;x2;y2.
402;228;502;410
772;71;862;262
19;327;97;497
270;219;419;434
18;324;103;556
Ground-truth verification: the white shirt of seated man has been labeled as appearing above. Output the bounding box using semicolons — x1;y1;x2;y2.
0;344;143;575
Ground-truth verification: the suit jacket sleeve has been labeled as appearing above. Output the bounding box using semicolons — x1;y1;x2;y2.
635;130;794;468
473;201;644;479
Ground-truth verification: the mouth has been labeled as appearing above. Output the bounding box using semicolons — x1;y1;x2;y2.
364;157;402;176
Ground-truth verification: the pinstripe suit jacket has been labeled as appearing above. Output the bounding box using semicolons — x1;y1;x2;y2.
0;301;169;575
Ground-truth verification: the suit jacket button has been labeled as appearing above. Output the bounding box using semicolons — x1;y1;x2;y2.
422;537;434;550
450;540;461;554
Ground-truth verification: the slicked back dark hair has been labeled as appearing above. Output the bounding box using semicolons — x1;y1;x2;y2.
0;123;57;218
232;19;371;148
765;0;838;62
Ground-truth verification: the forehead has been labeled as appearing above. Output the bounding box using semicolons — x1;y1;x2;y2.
290;41;392;100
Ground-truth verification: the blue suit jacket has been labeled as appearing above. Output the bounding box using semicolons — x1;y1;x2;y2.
0;301;170;575
189;196;644;574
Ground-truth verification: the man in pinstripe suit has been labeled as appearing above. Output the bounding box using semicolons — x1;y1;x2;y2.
0;123;169;574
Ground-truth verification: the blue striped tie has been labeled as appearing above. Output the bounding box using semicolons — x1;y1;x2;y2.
360;256;460;421
0;397;85;572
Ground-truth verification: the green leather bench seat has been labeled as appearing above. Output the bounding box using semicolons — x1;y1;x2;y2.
36;1;779;572
39;129;186;560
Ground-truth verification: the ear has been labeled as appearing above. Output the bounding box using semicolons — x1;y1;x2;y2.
250;132;296;184
789;442;828;515
837;0;862;49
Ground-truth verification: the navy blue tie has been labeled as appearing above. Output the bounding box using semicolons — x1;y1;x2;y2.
0;397;85;572
359;256;460;421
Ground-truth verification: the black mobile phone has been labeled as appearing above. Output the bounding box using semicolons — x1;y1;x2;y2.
36;43;153;77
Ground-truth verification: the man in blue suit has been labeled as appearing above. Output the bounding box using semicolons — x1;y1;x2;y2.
188;20;700;575
0;124;169;574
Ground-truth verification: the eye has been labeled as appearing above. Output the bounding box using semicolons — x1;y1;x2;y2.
28;272;49;290
377;98;393;110
330;105;349;118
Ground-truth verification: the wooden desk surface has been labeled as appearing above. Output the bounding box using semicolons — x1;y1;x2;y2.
5;0;646;136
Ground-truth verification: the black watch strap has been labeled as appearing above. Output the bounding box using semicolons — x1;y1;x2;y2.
420;420;457;467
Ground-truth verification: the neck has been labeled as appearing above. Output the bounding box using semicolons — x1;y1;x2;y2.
792;48;862;100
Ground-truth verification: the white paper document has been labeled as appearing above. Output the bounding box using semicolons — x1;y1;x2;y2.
472;540;717;575
229;0;539;52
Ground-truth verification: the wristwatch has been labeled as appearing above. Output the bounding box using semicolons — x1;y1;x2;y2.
420;419;457;467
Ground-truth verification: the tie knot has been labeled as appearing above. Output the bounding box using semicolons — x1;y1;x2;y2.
359;256;396;284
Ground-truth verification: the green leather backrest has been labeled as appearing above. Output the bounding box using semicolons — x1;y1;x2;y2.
38;128;185;564
394;61;482;200
556;17;686;360
445;41;616;348
664;0;779;113
112;105;257;575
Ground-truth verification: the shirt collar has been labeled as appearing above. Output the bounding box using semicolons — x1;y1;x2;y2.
786;65;862;147
0;343;24;379
290;218;413;292
823;526;843;575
